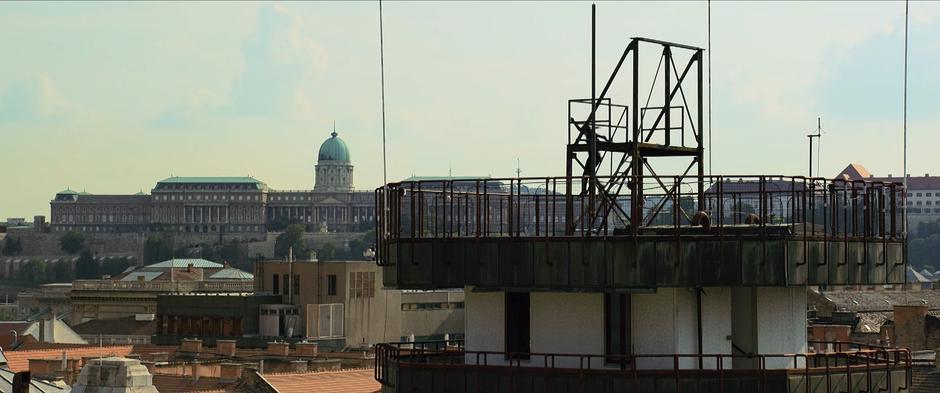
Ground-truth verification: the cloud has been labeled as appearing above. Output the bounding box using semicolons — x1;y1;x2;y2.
226;4;327;116
149;4;327;127
0;73;76;124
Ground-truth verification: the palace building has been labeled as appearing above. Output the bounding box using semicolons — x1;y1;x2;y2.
50;130;377;237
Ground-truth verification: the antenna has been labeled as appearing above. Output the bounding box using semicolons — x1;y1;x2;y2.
516;158;522;179
807;117;822;178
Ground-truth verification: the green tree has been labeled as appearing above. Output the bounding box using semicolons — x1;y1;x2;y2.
274;224;307;259
16;259;48;284
59;231;85;254
52;260;74;282
143;236;173;264
267;216;302;232
2;237;22;256
317;243;336;261
75;250;100;279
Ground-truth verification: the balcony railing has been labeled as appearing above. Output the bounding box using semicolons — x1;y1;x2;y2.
375;175;905;265
375;340;912;393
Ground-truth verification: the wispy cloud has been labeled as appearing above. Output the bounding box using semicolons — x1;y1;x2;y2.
0;73;77;124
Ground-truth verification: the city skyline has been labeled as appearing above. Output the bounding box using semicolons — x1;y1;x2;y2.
3;1;939;219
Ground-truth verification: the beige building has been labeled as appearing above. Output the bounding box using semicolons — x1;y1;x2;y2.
70;258;253;323
254;259;464;347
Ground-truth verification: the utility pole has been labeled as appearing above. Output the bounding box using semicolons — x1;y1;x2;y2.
807;117;822;178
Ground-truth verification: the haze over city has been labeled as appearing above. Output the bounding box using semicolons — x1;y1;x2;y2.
2;1;939;219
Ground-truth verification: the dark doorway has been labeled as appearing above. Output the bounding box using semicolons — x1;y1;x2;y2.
505;292;530;358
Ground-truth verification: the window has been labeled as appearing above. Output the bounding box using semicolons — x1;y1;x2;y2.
272;274;280;294
349;271;376;298
293;274;300;295
327;274;337;296
505;292;530;358
283;274;290;296
605;294;631;365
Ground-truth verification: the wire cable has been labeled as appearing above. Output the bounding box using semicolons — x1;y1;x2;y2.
903;0;909;235
707;0;712;177
378;0;391;342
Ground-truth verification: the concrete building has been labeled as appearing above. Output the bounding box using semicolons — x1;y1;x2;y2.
370;37;911;393
49;130;377;238
16;283;72;320
69;258;253;323
254;259;464;348
836;163;940;233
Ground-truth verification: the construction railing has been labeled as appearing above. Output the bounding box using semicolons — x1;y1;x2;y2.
375;340;911;393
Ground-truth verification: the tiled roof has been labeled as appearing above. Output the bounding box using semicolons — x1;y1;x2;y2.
147;259;223;269
2;345;134;372
151;375;232;393
71;317;157;336
261;369;380;393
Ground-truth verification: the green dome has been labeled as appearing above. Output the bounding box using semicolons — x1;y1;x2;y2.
318;131;350;163
57;188;78;195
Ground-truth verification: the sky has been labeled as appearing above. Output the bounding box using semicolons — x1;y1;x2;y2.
1;1;938;219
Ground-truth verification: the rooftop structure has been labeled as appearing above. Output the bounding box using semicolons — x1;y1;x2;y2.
371;27;911;393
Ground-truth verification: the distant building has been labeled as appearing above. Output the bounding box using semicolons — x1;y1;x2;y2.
69;258;253;323
49;130;377;238
253;259;464;348
836;163;939;232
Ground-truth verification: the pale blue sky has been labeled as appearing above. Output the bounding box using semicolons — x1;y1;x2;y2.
1;1;938;219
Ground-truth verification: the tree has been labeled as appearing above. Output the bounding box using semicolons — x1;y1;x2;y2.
75;250;100;279
317;243;336;261
59;231;85;254
143;236;173;264
268;216;302;232
15;259;47;284
2;236;22;256
52;260;74;282
274;224;307;259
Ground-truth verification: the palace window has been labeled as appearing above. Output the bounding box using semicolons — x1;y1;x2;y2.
327;274;337;296
272;274;280;294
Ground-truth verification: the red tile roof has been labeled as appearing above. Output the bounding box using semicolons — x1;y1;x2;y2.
837;163;940;189
261;369;380;393
2;345;134;371
150;375;232;393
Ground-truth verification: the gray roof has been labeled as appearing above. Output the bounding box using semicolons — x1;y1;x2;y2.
0;368;69;393
146;258;222;269
120;271;163;282
157;176;264;185
208;268;254;280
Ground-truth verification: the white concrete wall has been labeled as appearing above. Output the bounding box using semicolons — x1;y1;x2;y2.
464;288;504;365
632;288;730;369
756;287;807;368
701;287;732;369
530;292;605;368
461;286;797;371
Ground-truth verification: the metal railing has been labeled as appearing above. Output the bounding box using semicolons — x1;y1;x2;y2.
72;280;254;292
375;175;905;265
375;340;912;393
